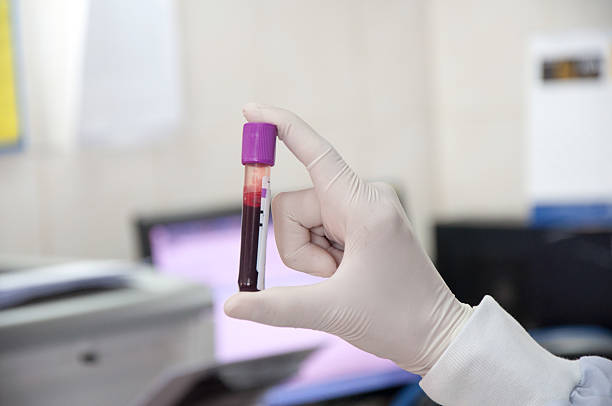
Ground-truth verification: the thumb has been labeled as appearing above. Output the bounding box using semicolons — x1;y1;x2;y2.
224;284;325;329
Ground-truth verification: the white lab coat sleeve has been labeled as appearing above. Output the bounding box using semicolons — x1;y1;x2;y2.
419;295;588;406
548;356;612;405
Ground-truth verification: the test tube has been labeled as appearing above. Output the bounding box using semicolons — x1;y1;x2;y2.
239;122;277;291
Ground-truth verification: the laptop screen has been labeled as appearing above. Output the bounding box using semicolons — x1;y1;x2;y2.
146;210;328;362
141;208;400;388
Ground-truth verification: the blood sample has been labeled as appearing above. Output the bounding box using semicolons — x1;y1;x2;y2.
238;122;277;291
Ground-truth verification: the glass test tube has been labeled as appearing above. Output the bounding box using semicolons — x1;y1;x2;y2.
238;123;277;291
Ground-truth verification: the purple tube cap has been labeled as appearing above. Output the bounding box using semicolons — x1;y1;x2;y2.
242;122;277;166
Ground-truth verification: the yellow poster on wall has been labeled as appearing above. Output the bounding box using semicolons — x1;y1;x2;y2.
0;0;19;147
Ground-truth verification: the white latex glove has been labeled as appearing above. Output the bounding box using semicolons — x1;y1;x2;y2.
225;103;473;376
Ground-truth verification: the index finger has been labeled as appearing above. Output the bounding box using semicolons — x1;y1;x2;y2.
242;103;356;193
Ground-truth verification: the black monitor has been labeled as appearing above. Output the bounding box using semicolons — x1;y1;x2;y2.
435;222;612;330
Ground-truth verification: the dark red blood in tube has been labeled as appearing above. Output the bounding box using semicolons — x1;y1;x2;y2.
240;123;276;292
239;190;261;291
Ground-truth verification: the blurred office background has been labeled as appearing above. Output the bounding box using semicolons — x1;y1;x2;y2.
1;1;611;405
2;0;612;258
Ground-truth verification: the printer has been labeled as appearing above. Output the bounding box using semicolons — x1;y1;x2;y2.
0;259;214;406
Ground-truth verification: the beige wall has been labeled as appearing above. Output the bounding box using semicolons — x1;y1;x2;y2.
179;0;434;245
2;0;611;260
1;0;433;259
428;0;612;220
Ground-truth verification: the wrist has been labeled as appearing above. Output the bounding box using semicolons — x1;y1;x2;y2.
420;299;474;376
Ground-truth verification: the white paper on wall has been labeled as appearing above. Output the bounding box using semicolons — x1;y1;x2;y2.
78;0;182;147
527;31;612;204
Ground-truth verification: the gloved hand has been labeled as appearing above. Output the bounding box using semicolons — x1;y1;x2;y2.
225;103;473;376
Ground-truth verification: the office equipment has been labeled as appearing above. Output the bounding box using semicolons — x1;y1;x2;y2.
134;347;420;406
136;208;328;363
0;260;213;406
0;260;129;308
531;203;612;227
133;348;317;406
135;208;409;402
435;222;612;336
263;368;419;406
530;326;612;359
